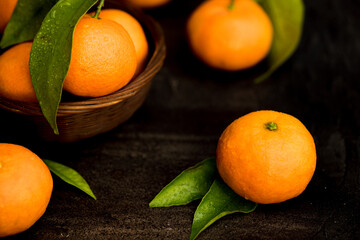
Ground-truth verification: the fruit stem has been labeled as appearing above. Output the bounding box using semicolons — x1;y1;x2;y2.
93;0;105;19
265;122;278;131
228;0;235;10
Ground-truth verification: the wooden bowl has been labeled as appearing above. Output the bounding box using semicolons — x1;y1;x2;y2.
0;1;166;142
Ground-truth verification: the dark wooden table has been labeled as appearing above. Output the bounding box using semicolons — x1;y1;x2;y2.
2;0;360;239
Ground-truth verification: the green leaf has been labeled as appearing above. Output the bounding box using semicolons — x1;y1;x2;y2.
29;0;99;134
43;159;97;200
0;0;59;49
190;178;257;240
149;157;217;207
254;0;305;83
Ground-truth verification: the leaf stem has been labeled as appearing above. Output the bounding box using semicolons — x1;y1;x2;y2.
228;0;235;10
93;0;105;19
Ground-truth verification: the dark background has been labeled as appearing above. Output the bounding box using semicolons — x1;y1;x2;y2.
2;0;360;239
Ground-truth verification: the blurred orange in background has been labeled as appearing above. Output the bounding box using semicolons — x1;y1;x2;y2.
187;0;273;71
0;0;17;34
124;0;171;9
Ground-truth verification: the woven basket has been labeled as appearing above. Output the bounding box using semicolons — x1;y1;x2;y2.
0;1;166;142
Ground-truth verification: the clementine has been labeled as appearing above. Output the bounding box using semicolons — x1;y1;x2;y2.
0;42;38;102
124;0;171;9
0;143;53;237
0;0;17;34
63;15;137;97
94;9;149;75
216;110;316;204
187;0;273;71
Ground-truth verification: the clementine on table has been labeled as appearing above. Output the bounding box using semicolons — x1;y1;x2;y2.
0;0;17;34
124;0;171;9
63;15;137;97
0;42;38;102
94;9;149;75
187;0;273;71
0;143;53;237
216;110;316;204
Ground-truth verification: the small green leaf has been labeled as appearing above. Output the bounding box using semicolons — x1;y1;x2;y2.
0;0;58;49
29;0;99;134
43;159;97;200
149;157;217;207
255;0;305;83
190;178;257;240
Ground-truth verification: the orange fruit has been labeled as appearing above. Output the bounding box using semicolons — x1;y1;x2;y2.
216;110;316;204
187;0;273;71
0;0;17;34
95;9;149;75
63;16;137;97
0;42;38;102
0;143;53;237
124;0;171;9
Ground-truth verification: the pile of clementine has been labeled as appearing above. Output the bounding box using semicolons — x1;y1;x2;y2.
0;2;150;236
0;0;149;100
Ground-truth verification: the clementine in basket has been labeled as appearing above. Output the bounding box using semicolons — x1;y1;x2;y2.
0;143;53;237
0;42;37;102
0;0;17;33
187;0;273;71
95;9;149;75
124;0;171;9
216;110;316;204
63;15;137;97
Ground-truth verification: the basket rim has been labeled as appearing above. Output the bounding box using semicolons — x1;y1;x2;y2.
0;4;166;116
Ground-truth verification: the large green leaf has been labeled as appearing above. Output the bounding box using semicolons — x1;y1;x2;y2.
190;178;257;240
29;0;99;134
43;159;97;200
255;0;305;83
149;157;217;207
0;0;58;49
